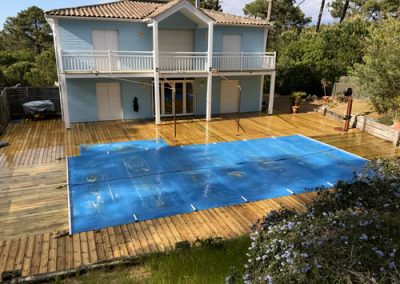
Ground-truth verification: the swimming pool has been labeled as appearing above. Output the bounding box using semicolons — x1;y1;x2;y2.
67;135;367;234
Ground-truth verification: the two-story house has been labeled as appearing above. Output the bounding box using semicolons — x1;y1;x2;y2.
45;0;276;128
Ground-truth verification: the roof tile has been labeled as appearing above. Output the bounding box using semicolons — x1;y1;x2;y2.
45;0;270;26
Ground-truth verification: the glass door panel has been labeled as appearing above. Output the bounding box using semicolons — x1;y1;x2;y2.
175;83;183;114
164;86;173;115
186;83;194;114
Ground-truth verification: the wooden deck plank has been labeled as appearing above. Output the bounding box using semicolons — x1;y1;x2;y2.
4;239;19;273
0;240;11;274
13;238;27;272
93;231;106;262
1;114;400;279
38;233;50;274
47;233;57;273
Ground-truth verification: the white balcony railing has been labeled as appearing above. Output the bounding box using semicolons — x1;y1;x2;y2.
62;50;154;73
61;50;276;73
159;52;208;72
213;52;276;71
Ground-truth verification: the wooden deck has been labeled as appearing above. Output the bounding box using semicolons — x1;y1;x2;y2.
0;113;399;280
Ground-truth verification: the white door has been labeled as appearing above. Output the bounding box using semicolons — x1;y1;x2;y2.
159;30;194;70
159;30;194;52
96;83;122;121
222;34;242;70
92;30;119;71
220;80;240;114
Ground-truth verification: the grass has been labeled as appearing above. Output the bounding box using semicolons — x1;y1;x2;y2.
60;236;250;284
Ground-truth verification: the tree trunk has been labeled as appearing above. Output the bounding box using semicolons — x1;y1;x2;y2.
316;0;326;32
266;0;273;22
340;0;350;23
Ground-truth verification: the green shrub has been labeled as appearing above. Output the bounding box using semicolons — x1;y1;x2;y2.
238;158;400;283
376;115;393;126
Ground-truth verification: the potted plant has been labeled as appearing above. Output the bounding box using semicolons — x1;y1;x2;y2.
291;91;306;114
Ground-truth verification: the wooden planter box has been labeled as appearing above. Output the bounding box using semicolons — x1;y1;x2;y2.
319;106;400;147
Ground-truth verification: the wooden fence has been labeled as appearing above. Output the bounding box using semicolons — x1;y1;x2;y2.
0;87;61;136
320;107;400;147
6;87;61;119
0;89;10;136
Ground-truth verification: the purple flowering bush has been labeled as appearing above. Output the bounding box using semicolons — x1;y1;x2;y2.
239;158;400;283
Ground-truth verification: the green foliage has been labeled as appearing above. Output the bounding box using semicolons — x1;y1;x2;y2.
189;0;222;11
243;0;311;50
276;18;369;95
3;61;34;85
24;49;57;87
329;0;400;20
291;91;306;101
241;158;400;283
0;6;56;87
353;18;400;116
0;6;52;53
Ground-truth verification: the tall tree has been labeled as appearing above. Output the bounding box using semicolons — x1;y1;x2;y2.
354;18;400;115
329;0;400;20
328;0;365;19
243;0;311;49
243;0;311;31
189;0;223;11
0;6;52;54
316;0;326;32
340;0;351;22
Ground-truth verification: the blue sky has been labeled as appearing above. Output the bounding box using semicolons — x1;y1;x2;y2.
0;0;335;27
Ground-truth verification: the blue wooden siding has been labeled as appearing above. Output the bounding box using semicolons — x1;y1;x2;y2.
213;26;265;53
159;11;197;30
58;19;152;51
67;78;153;123
58;19;265;53
67;79;99;122
195;76;262;115
121;79;153;120
67;76;261;122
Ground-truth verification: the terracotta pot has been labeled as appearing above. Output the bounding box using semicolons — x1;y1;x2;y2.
292;106;300;114
393;120;400;131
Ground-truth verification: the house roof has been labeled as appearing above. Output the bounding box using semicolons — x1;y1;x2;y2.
45;0;270;27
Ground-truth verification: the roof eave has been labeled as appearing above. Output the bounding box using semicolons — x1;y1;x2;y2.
44;14;145;23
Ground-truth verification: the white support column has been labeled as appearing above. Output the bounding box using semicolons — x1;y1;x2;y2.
153;20;161;125
206;22;214;121
268;71;276;115
49;17;71;129
259;75;265;112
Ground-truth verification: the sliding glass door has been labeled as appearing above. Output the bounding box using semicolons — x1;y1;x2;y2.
158;80;195;116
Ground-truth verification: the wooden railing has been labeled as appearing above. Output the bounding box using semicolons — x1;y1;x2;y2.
61;50;276;73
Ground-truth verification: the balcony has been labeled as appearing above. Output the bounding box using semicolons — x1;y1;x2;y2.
213;52;276;71
61;50;276;74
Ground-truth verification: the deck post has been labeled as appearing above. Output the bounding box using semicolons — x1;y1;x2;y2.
47;17;71;129
153;20;161;125
268;71;276;114
206;22;214;121
259;75;265;111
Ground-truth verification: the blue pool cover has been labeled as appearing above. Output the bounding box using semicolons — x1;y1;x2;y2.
67;135;367;234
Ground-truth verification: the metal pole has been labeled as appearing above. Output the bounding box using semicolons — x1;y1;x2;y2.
343;95;353;131
237;86;242;136
174;87;177;140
